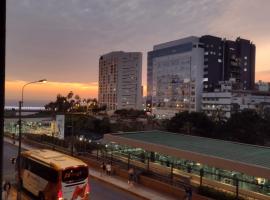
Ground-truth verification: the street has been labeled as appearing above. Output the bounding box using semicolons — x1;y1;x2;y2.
3;141;140;200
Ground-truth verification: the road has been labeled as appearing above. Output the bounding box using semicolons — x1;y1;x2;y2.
3;141;141;200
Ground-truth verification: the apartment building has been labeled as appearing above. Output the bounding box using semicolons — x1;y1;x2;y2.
98;51;142;111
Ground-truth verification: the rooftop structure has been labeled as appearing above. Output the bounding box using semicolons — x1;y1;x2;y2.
105;130;270;179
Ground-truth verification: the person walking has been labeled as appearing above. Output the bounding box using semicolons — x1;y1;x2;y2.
188;187;192;200
100;162;105;176
183;187;192;200
3;181;11;200
106;163;112;176
128;167;134;185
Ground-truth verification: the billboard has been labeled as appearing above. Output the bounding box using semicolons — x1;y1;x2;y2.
55;115;65;139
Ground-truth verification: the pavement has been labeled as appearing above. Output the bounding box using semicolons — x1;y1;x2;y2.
2;186;29;200
89;169;177;200
3;137;179;200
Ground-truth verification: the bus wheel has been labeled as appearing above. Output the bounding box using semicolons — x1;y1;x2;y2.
38;192;45;200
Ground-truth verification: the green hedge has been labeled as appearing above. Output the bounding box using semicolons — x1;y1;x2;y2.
74;140;105;153
25;134;69;148
198;186;244;200
25;134;104;153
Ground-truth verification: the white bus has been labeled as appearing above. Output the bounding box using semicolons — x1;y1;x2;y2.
17;149;90;200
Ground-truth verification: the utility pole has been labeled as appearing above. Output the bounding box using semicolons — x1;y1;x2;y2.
0;0;6;199
17;101;22;200
189;56;192;113
71;115;74;156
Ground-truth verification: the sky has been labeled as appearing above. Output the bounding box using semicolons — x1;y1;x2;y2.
5;0;270;106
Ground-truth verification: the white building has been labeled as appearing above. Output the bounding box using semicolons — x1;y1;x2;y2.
147;37;204;118
98;51;142;111
202;81;270;118
256;81;270;92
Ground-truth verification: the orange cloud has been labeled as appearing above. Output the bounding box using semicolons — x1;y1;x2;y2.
5;80;98;102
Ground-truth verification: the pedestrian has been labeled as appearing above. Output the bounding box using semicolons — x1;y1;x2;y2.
100;162;105;176
133;168;139;183
106;163;112;176
128;167;134;185
12;133;16;144
183;187;188;200
3;181;11;200
187;165;192;173
184;187;192;200
188;187;192;200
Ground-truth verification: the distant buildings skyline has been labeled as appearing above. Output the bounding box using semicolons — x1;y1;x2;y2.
5;33;269;108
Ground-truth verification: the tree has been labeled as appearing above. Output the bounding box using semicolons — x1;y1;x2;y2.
166;111;188;133
45;94;70;113
225;109;265;145
67;91;74;100
166;111;214;137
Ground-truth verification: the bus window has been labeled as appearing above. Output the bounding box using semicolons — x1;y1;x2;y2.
23;158;59;183
62;167;88;183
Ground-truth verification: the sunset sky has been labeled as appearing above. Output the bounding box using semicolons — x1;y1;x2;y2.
5;0;270;106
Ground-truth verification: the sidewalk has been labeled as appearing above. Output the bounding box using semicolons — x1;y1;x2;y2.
2;186;29;200
89;168;178;200
4;137;179;200
4;137;36;150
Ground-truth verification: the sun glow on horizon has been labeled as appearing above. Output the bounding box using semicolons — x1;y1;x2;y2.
5;80;99;102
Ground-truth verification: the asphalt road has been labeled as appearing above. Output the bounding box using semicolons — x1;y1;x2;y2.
3;141;140;200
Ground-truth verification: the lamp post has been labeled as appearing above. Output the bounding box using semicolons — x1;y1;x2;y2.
17;79;46;200
0;0;6;198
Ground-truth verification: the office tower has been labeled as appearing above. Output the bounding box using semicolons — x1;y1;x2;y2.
200;35;255;91
147;37;205;118
98;51;142;111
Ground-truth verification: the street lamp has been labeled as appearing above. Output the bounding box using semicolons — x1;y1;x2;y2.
17;79;47;200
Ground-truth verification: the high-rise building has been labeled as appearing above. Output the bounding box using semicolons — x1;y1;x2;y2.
147;35;256;118
147;37;205;118
98;51;142;111
200;35;255;91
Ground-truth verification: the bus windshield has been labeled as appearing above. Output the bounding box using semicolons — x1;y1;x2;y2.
62;166;88;183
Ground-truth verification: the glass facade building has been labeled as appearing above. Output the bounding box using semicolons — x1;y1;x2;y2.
147;37;204;118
